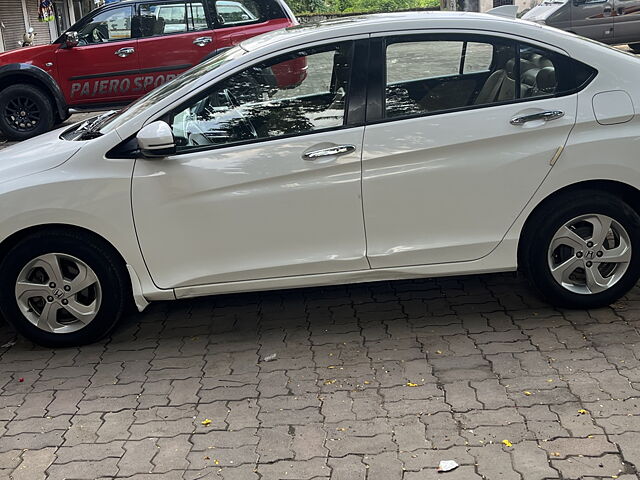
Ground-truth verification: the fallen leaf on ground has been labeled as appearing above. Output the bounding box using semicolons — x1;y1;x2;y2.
577;409;589;415
502;439;513;447
201;419;212;426
18;378;24;383
523;391;532;396
324;379;336;385
406;382;419;387
214;460;220;465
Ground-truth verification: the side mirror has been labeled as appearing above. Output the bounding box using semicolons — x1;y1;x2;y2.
137;121;176;158
65;31;79;48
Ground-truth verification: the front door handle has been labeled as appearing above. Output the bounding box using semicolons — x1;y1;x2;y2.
193;36;213;47
510;110;564;126
303;144;356;160
115;47;135;57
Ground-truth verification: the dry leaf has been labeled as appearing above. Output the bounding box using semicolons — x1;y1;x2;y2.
502;439;513;447
577;409;589;415
201;419;212;426
324;379;336;385
524;391;533;396
214;459;220;465
406;382;419;387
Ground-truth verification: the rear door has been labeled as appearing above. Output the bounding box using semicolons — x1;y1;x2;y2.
135;1;216;94
55;5;140;106
361;34;588;269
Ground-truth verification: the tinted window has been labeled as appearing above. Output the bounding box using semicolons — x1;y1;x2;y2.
385;37;512;118
78;6;133;43
384;35;596;119
137;1;208;36
207;0;286;26
170;42;353;151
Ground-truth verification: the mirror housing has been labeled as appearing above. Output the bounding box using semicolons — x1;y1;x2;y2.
65;31;79;48
137;121;176;158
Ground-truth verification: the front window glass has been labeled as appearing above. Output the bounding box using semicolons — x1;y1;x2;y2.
77;6;133;44
99;46;247;134
169;42;353;151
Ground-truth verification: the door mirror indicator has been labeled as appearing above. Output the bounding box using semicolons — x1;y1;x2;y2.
137;121;176;158
64;31;79;48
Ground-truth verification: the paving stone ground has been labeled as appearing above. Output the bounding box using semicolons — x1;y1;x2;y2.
1;272;640;479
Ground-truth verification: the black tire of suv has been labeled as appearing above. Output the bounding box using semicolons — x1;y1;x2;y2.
629;43;640;53
0;84;55;141
522;191;640;309
0;230;128;347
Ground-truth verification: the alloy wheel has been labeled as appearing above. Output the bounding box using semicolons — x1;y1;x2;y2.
4;96;41;132
547;214;632;295
15;253;102;333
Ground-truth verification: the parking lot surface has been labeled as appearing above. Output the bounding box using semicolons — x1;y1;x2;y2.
1;273;640;479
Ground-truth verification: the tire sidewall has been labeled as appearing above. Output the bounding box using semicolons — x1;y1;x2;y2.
0;85;55;141
0;235;125;347
527;194;640;308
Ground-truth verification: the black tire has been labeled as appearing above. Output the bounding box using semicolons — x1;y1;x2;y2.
629;43;640;53
522;191;640;309
0;230;128;347
0;84;55;141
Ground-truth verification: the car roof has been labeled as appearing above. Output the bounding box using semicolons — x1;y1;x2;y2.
240;11;570;52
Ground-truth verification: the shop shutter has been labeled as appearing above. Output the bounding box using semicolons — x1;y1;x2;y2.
25;0;53;45
0;0;26;51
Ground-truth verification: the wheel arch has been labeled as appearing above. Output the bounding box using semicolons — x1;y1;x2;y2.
0;223;136;303
0;64;69;122
517;179;640;269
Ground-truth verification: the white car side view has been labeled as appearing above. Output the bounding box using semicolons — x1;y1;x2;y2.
1;11;639;346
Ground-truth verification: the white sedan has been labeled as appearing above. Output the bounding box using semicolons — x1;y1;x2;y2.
1;11;639;346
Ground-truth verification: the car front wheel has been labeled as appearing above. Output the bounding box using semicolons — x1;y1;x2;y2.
0;230;128;347
0;85;55;141
524;192;640;309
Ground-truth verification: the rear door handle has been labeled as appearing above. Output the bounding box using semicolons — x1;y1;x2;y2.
510;110;564;125
303;144;356;160
115;47;135;57
193;36;213;47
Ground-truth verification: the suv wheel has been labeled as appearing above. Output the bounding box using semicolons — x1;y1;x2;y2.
0;230;128;347
523;192;640;308
0;85;55;141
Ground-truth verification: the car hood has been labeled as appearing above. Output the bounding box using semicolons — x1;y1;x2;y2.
0;43;56;66
0;127;81;186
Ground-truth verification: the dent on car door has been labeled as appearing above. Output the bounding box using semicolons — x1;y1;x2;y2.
361;34;592;269
132;40;370;289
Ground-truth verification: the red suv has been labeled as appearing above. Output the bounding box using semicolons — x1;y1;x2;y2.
0;0;296;140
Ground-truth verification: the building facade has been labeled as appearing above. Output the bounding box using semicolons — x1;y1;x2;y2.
0;0;102;52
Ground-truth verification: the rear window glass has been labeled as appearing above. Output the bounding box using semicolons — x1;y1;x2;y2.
207;0;286;25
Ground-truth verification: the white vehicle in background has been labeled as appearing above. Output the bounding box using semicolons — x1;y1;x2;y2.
1;11;640;346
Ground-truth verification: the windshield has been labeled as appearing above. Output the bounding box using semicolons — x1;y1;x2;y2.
98;45;247;134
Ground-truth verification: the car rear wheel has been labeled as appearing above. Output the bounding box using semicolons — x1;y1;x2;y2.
0;230;128;347
523;192;640;308
0;85;55;141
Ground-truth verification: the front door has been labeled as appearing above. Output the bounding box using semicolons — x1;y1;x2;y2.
132;40;369;288
571;0;615;43
362;34;581;269
135;1;217;94
56;4;140;105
